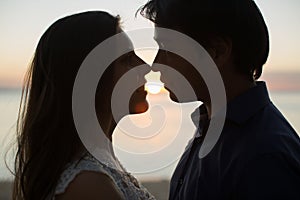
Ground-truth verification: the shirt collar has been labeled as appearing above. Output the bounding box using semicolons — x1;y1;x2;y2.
191;105;208;137
226;81;271;125
191;81;271;130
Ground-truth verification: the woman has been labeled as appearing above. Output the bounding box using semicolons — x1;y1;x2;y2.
13;11;154;199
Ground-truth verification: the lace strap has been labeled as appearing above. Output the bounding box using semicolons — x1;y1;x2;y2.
54;157;110;195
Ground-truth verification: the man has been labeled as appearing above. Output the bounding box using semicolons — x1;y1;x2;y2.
140;0;300;199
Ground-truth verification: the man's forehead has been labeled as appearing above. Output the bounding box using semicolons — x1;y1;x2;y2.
153;27;171;43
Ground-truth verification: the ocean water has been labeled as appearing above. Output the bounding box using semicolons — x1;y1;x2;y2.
0;89;300;181
0;89;21;181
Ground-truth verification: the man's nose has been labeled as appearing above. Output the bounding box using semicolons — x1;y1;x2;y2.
152;50;167;72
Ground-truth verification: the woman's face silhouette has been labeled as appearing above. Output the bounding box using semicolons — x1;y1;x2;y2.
95;29;150;136
113;50;150;114
112;30;150;114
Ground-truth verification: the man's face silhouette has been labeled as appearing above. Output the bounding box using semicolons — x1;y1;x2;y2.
152;27;211;103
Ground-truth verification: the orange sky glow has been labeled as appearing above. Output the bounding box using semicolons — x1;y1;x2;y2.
0;0;299;90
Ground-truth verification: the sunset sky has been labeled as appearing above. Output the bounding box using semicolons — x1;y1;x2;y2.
0;0;300;181
0;0;299;88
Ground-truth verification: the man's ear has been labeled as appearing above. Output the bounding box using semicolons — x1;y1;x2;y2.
208;37;232;68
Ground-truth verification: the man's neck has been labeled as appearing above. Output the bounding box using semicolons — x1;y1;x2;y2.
227;80;256;102
201;78;256;119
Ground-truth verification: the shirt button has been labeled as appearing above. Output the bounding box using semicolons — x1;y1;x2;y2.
179;178;184;185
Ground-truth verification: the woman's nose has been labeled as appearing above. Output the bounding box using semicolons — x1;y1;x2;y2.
133;52;146;66
132;52;151;75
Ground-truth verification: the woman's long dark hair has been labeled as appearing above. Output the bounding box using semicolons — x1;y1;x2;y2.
13;11;120;200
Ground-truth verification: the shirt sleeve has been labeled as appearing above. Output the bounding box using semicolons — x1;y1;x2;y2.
235;153;300;200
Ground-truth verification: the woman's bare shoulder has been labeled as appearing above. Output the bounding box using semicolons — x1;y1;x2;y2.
55;171;124;200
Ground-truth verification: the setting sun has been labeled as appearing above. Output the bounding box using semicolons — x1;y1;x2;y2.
145;82;164;94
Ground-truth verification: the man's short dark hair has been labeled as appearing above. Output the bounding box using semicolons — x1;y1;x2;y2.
139;0;269;80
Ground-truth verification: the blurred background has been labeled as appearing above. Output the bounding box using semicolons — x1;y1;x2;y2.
1;0;300;199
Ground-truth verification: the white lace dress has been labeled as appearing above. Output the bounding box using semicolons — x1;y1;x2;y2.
52;153;156;200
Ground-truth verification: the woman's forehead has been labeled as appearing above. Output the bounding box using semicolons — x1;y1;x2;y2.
117;28;134;49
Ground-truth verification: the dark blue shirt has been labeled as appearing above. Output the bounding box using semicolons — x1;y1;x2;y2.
169;82;300;200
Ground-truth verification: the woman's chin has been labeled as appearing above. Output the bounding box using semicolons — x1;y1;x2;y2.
129;101;149;114
129;88;148;114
